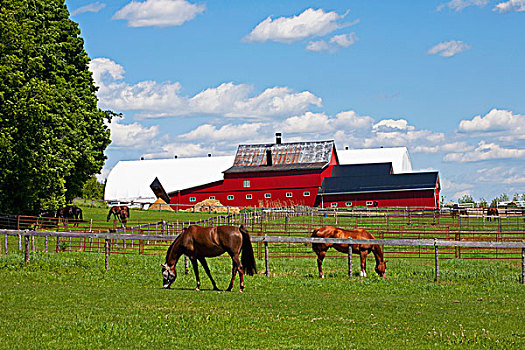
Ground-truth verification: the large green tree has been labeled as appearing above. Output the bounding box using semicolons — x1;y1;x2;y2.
0;0;111;214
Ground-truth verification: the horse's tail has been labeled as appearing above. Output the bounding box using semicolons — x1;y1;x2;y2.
239;225;257;276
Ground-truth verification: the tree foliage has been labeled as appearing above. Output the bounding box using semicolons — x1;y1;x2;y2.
0;0;111;214
81;176;105;200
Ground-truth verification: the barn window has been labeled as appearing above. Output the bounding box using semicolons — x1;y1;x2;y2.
189;197;196;202
264;193;271;199
227;195;234;200
330;203;337;207
209;196;215;199
345;202;352;207
303;191;310;197
246;194;252;199
286;192;293;198
366;201;373;206
243;180;251;188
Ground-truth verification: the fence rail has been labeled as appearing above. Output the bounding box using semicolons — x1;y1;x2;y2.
1;228;524;284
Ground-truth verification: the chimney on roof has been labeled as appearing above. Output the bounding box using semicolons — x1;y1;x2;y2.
208;153;211;157
266;149;273;166
275;132;282;144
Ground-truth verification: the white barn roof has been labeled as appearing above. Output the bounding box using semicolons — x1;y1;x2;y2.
337;147;412;173
104;156;235;203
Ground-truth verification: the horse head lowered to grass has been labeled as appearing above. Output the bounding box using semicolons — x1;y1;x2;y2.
311;226;387;278
162;225;257;292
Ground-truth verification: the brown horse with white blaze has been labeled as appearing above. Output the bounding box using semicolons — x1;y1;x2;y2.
161;225;257;292
311;226;387;278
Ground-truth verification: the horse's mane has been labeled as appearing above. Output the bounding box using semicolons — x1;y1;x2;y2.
165;231;184;263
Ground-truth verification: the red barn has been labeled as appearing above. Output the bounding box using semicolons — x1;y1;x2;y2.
169;139;338;207
166;137;440;209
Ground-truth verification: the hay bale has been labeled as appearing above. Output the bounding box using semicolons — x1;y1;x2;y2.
148;198;174;211
189;198;240;214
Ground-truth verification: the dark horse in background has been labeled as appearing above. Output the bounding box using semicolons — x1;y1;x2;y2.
487;207;499;221
107;206;130;224
56;205;83;226
162;225;257;292
311;226;387;278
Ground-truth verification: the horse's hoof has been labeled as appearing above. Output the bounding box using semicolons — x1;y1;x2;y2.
195;287;200;291
238;289;243;293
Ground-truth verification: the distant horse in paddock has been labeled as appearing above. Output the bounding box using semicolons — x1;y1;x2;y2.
311;226;387;278
118;208;129;225
161;225;257;292
37;210;59;230
56;205;83;227
107;206;130;222
487;207;499;222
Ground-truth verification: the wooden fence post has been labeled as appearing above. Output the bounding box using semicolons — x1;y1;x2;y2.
348;243;353;278
264;239;269;277
104;239;109;270
522;247;525;285
434;239;439;282
24;235;30;263
4;234;7;256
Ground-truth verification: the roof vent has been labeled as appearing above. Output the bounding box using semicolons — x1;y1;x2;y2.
174;155;178;159
276;132;282;144
140;157;144;160
208;153;212;157
266;149;273;166
345;146;349;150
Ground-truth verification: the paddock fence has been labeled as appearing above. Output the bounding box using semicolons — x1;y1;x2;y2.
1;228;524;285
1;208;524;262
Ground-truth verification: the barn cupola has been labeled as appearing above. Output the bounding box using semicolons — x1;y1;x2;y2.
275;132;282;144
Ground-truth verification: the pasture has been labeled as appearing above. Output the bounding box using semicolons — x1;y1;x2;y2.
1;250;524;349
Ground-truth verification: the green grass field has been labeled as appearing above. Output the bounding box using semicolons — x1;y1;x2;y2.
1;250;524;349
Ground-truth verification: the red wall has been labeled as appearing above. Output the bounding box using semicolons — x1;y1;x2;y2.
320;189;438;209
170;148;337;208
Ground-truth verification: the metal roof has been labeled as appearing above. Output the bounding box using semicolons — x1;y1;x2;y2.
337;147;412;173
104;156;235;203
224;140;334;173
320;164;439;195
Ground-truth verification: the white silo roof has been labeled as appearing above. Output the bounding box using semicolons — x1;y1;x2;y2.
337;147;412;173
104;156;235;203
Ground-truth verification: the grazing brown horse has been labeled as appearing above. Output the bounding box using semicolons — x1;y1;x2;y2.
161;225;257;292
107;206;130;222
311;226;387;278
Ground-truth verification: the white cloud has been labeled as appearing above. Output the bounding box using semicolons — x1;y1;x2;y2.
427;40;471;57
179;123;266;141
494;0;525;12
444;141;525;162
477;167;525;184
243;8;353;43
106;117;160;149
89;58;322;119
306;40;333;52
113;0;205;27
281;112;332;133
330;32;358;47
437;0;490;11
373;119;414;132
71;2;106;16
281;110;374;133
458;109;525;137
144;143;212;159
307;32;358;52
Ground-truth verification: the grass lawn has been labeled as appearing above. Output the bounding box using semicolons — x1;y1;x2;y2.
1;251;524;349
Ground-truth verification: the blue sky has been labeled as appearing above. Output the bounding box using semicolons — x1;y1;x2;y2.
65;0;525;202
